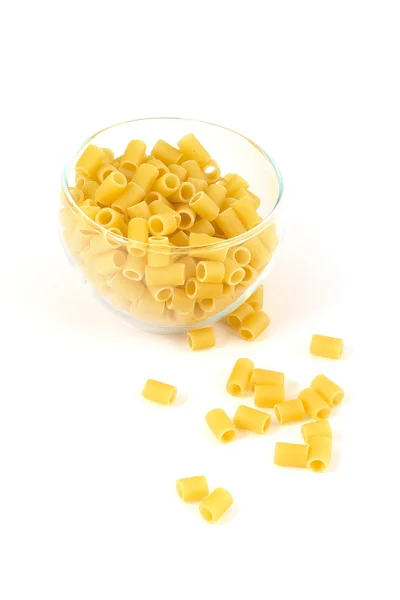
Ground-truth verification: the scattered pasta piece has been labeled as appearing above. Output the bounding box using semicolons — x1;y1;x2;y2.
274;442;308;468
247;286;263;311
142;379;177;405
226;302;254;329
205;409;236;443
250;368;284;389
239;311;270;341
298;388;331;419
307;436;332;472
187;327;216;350
301;419;332;444
176;476;209;502
310;334;344;359
311;374;344;407
226;358;254;396
234;405;270;434
199;487;233;523
274;399;305;424
254;384;284;408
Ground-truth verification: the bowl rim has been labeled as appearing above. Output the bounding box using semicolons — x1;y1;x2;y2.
61;117;284;252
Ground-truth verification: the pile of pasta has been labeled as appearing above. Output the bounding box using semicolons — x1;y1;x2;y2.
60;133;279;327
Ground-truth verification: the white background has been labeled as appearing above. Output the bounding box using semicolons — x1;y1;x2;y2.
1;1;399;599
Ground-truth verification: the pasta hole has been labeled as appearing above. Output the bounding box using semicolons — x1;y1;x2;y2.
186;280;197;298
124;269;141;281
150;217;164;234
200;298;215;311
309;460;326;472
240;329;254;341
197;264;206;281
179;211;193;229
230;269;244;285
228;315;241;329
204;165;216;175
227;383;241;396
165;174;179;189
155;288;172;302
333;391;344;406
181;183;195;201
242;267;253;283
146;191;159;203
199;507;213;522
234;248;251;265
113;172;127;185
221;430;235;443
97;210;113;225
317;408;331;419
113;252;126;268
189;192;202;206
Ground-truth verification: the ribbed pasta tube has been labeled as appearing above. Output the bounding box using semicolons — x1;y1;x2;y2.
239;311;270;341
311;375;344;407
199;488;233;523
142;379;177;405
226;358;254;396
254;385;284;408
301;419;332;444
275;399;305;424
274;443;308;468
307;436;332;472
187;327;216;350
299;388;331;419
205;409;236;443
234;405;270;434
310;334;344;359
176;476;209;502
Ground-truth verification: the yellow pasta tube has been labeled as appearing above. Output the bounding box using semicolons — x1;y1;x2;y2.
247;286;263;312
199;488;233;523
101;148;114;163
152;173;180;197
145;263;185;287
108;272;145;302
142;379;177;405
151;139;183;165
220;196;238;211
147;236;171;267
239;311;271;341
215;208;247;238
185;279;223;299
259;223;278;252
95;207;124;230
176;476;209;502
122;255;146;281
167;288;195;313
202;159;221;184
169;164;187;181
254;385;284;408
75;173;87;189
121;139;146;171
274;443;308;468
131;163;159;193
187;327;216;350
67;187;84;206
189;233;228;262
307;436;332;472
243;237;271;269
205;409;236;443
225;174;249;196
232;197;262;230
242;265;256;284
146;157;169;176
127;217;148;257
275;399;305;424
311;375;344;407
175;205;196;230
169;182;197;204
89;232;121;255
301;419;332;444
136;289;165;317
148;213;178;236
82;180;100;199
169;230;189;246
250;368;284;389
196;261;225;283
226;302;254;329
226;358;254;396
177;256;197;279
127;200;151;220
188;177;208;192
148;286;173;302
179;159;205;180
207;183;227;207
59;207;77;230
189;192;220;221
178;134;211;166
299;388;331;419
231;187;251;200
95;171;127;206
96;163;118;183
227;246;251;266
76;144;105;178
223;257;245;285
234;405;270;434
148;198;177;220
198;298;216;312
92;249;126;276
310;334;344;359
191;219;215;236
248;190;261;209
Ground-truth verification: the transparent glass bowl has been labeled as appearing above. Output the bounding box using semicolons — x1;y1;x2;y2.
59;118;284;334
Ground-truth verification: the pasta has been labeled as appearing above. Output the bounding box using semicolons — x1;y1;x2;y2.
202;159;221;184
101;148;114;163
76;145;105;178
111;182;145;214
169;164;187;181
187;327;216;350
127;200;151;220
167;288;195;313
96;162;118;182
310;334;344;359
121;139;146;171
231;197;262;230
298;388;331;419
169;182;197;204
92;249;126;275
127;217;148;257
207;183;227;206
225;174;249;196
190;219;215;236
95;207;124;230
152;173;180;197
95;171;127;206
145;263;185;287
177;256;197;279
131;163;159;193
148;286;173;302
243;237;271;269
239;311;270;341
226;302;254;329
180;160;205;180
185;279;223;299
176;476;209;502
247;286;263;311
226;358;254;396
250;368;284;389
196;261;225;283
205;408;236;443
108;272;144;302
311;374;344;407
274;443;308;468
142;379;177;405
136;289;165;316
307;436;332;472
189;192;220;221
146;157;169;176
189;233;228;262
199;488;233;523
89;231;121;254
152;139;183;165
254;385;284;408
233;405;270;434
123;255;146;281
82;180;99;199
274;399;305;424
301;419;332;444
188;177;208;192
175;205;196;230
215;208;247;238
178;134;211;166
223;257;245;285
227;246;251;266
147;236;171;267
148;213;178;236
169;230;189;246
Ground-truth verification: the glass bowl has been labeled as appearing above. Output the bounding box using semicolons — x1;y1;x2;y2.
59;118;284;334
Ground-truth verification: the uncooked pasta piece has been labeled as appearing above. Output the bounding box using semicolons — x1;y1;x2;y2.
178;134;211;166
226;358;254;396
167;289;195;314
148;212;178;236
274;443;308;468
254;385;284;408
151;139;183;165
188;177;208;192
223;257;245;285
215;208;247;238
108;272;144;302
169;182;197;204
153;173;180;197
231;197;262;230
239;311;270;341
176;476;209;502
123;255;146;281
243;237;271;269
146;157;169;176
307;436;332;472
199;488;233;523
301;419;332;444
299;388;331;419
196;261;225;283
225;174;249;196
207;183;227;207
112;182;145;213
311;374;344;407
95;207;124;230
250;368;284;389
148;286;173;302
96;162;118;183
95;171;127;206
131;163;159;193
310;334;344;359
189;233;228;262
202;159;221;184
187;327;216;350
169;164;187;181
234;405;270;434
142;379;177;405
127;200;151;220
169;230;189;246
147;236;171;267
177;256;197;280
82;180;99;200
185;279;223;300
76;144;105;178
101;148;114;163
120;139;146;171
175;205;196;230
127;217;148;257
275;399;305;424
247;286;263;311
191;219;215;236
205;409;236;443
92;249;126;276
145;263;185;287
189;192;220;221
226;303;254;329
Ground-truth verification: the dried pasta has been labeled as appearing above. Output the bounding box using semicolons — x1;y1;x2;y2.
205;409;236;443
226;358;254;396
239;311;270;341
311;374;344;407
275;399;305;424
250;368;284;389
310;334;344;359
234;405;270;434
307;436;332;472
199;488;233;523
299;388;331;419
274;443;308;468
254;384;284;408
301;419;332;444
187;327;216;350
142;379;177;405
176;476;209;502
